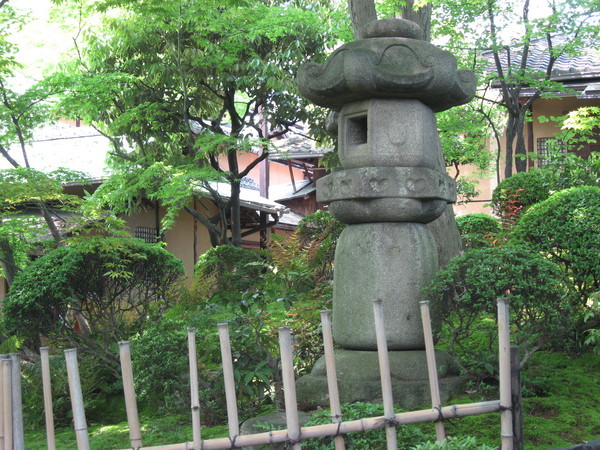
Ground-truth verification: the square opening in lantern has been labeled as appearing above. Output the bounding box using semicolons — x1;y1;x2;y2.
346;114;368;146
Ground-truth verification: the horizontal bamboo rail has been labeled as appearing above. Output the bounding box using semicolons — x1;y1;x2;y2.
133;401;502;450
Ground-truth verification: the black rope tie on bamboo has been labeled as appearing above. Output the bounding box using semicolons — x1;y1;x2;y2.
376;416;400;427
434;406;445;422
499;405;513;412
228;435;239;448
332;414;343;437
286;438;301;448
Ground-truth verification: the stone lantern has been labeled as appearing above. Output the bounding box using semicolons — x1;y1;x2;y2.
295;18;477;407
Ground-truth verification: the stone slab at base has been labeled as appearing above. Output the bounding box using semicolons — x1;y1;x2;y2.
296;349;466;410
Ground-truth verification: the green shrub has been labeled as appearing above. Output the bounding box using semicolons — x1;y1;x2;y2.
455;213;500;249
296;210;345;282
541;151;600;191
130;315;229;423
511;185;600;305
192;245;266;302
21;352;120;429
3;237;184;374
491;170;550;221
130;318;190;413
302;402;431;449
426;245;576;379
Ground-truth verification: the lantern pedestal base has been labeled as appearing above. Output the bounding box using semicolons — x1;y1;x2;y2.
296;349;466;410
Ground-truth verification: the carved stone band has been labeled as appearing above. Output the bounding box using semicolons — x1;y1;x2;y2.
316;166;456;204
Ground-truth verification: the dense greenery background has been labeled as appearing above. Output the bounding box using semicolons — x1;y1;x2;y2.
0;0;598;448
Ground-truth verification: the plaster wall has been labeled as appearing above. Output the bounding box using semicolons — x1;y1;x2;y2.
455;95;600;217
532;97;599;140
124;201;215;277
232;152;307;187
452;163;497;216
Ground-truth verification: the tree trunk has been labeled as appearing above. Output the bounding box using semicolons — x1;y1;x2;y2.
230;180;242;248
38;201;63;246
0;235;19;286
514;111;528;173
347;0;378;39
396;0;432;42
504;105;531;177
504;114;517;179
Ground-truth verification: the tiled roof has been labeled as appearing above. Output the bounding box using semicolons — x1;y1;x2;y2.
482;35;600;81
270;179;315;202
270;134;332;160
0;122;110;177
204;181;288;217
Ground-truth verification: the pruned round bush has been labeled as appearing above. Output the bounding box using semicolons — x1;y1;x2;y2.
491;170;551;219
511;185;600;304
2;237;184;373
427;245;576;378
455;213;500;249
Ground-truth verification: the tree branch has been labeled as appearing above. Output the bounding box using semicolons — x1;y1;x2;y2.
0;143;20;168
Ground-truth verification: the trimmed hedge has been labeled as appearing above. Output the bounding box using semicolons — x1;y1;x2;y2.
512;185;600;304
427;245;576;376
456;213;501;249
491;170;551;219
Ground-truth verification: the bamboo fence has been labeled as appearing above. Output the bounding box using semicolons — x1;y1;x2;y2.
4;298;519;450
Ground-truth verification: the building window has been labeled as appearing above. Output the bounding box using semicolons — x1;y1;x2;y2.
537;137;567;168
134;227;159;243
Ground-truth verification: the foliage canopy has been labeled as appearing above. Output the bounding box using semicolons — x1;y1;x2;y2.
57;0;347;247
3;237;184;373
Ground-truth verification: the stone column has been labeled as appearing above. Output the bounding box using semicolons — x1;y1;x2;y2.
295;18;476;408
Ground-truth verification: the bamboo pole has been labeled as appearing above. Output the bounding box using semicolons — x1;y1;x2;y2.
279;327;301;450
217;323;240;445
419;301;446;441
40;347;56;450
320;310;346;450
510;346;524;450
497;298;513;450
187;328;202;450
10;353;24;450
64;349;91;450
372;299;397;450
119;341;143;449
2;358;12;450
124;400;502;450
0;354;5;450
